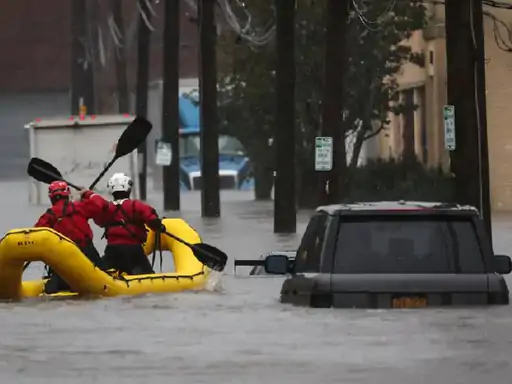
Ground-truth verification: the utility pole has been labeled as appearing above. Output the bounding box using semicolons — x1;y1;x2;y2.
273;0;296;234
319;0;349;205
198;0;220;217
85;0;98;114
71;0;91;115
162;0;181;211
472;0;492;243
135;0;153;201
111;0;129;113
445;0;492;242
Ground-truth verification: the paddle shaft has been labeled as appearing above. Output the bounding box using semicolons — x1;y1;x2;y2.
163;230;200;254
161;230;226;271
89;157;117;191
24;118;152;274
87;116;151;190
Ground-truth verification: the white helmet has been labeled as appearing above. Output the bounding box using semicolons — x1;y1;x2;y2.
107;173;133;194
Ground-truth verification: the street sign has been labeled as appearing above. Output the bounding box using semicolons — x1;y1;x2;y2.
155;140;172;166
315;136;333;171
443;105;456;151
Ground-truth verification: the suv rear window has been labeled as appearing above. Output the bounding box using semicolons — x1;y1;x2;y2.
333;215;486;274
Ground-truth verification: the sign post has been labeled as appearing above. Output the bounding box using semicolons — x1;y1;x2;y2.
315;136;333;171
443;105;456;151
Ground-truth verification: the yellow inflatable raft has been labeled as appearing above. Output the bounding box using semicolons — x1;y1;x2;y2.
0;218;210;300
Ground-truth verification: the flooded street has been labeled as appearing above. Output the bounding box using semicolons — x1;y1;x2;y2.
1;181;512;383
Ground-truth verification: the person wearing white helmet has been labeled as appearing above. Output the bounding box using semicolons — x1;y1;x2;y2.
81;172;164;275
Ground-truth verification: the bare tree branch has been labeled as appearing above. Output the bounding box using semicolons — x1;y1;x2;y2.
363;122;387;140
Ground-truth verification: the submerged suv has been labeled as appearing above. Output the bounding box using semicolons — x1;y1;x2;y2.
236;201;512;308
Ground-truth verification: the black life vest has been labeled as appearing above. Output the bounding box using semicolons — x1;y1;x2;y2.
102;200;148;242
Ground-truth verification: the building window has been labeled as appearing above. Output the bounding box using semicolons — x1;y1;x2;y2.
398;86;428;165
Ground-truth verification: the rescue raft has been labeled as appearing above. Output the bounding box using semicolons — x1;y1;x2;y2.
0;218;210;300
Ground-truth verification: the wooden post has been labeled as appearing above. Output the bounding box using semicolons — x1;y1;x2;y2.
71;0;88;115
135;0;153;201
111;0;129;113
445;0;492;241
319;0;349;205
162;0;181;211
198;0;221;217
273;0;296;233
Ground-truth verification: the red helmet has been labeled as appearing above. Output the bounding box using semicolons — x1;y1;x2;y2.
48;181;71;200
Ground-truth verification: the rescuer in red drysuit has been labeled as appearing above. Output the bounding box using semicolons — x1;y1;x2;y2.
82;172;164;275
35;181;104;293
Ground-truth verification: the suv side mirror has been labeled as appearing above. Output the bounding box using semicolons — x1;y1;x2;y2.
264;254;290;275
494;255;512;275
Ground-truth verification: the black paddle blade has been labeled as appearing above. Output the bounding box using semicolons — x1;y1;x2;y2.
114;116;153;159
27;157;81;190
191;243;228;272
27;157;63;184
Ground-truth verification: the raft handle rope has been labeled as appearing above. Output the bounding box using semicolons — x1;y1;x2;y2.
150;222;164;273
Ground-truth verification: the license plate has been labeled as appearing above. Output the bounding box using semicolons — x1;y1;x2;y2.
392;296;427;308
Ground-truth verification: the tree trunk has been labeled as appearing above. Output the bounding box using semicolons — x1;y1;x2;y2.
297;166;319;208
111;0;129;113
254;162;274;200
349;129;366;170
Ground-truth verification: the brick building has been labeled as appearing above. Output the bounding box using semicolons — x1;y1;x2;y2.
0;0;202;178
0;0;200;94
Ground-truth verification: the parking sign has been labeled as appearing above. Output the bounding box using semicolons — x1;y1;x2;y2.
444;105;456;151
315;136;333;171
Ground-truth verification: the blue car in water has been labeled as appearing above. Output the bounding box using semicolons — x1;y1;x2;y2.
178;96;254;191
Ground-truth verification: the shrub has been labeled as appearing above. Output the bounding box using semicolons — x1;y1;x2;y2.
344;157;454;203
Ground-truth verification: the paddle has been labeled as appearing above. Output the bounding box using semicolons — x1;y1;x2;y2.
26;167;228;272
27;116;152;191
22;225;227;273
24;158;82;271
24;117;152;273
162;230;227;272
88;116;152;190
27;158;81;190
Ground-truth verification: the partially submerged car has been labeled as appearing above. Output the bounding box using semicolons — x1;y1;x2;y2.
234;201;512;308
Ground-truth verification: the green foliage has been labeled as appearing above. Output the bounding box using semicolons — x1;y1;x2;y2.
344;158;454;203
215;0;428;198
343;1;427;138
216;1;277;166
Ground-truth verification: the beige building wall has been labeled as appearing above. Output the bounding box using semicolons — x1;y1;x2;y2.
484;9;512;211
376;4;512;212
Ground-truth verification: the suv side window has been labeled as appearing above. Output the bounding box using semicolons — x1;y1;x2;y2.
447;220;486;273
295;213;328;273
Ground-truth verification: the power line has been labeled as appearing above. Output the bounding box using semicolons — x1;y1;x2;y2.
136;0;157;31
425;0;512;52
216;0;275;47
354;0;512;53
185;0;276;46
351;0;397;31
482;0;512;10
424;0;512;9
484;9;512;51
